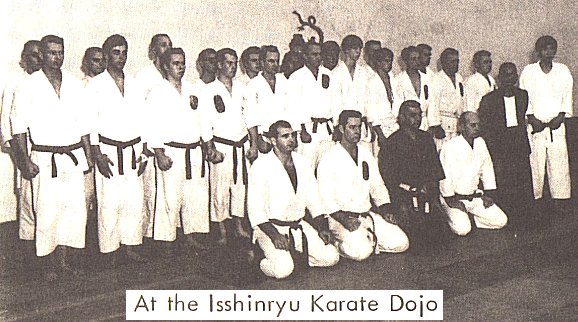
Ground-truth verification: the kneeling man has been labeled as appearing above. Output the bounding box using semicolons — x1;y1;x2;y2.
317;110;409;261
439;111;508;235
248;120;339;279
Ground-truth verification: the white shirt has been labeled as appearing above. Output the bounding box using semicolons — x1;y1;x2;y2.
519;62;573;121
245;73;292;132
395;70;432;130
288;65;334;128
208;79;248;141
248;152;325;228
464;72;496;112
366;70;398;134
504;96;518;127
317;143;390;214
439;135;496;197
331;60;372;120
135;63;166;100
429;71;465;133
1;70;27;146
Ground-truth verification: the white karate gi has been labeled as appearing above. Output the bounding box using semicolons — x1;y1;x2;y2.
520;62;573;200
317;144;409;261
86;71;146;253
395;70;432;131
135;64;166;239
245;72;292;134
248;152;339;279
288;65;336;168
366;70;399;157
11;70;89;256
439;136;508;236
208;79;250;222
464;72;496;112
429;72;466;149
147;79;212;241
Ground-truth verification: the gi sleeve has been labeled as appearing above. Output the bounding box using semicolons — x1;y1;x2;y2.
247;159;270;228
479;139;497;191
439;143;456;197
560;65;573;116
316;154;341;215
367;154;391;206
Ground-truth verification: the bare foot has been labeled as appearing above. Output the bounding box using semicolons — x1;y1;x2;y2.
232;218;251;239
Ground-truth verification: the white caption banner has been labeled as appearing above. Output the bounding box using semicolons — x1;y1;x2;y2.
126;290;443;320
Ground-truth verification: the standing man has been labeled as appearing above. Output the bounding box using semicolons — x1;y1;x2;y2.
362;40;381;72
209;48;255;244
248;120;339;279
439;112;508;236
396;46;431;131
11;35;92;279
520;35;573;211
429;48;465;149
88;34;147;263
1;40;41;238
81;47;106;84
416;44;434;78
464;50;496;112
478;63;533;213
317;110;409;261
237;46;261;85
321;41;340;71
281;34;305;79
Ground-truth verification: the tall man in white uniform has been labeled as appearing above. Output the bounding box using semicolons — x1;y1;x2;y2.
11;35;92;280
1;40;41;237
464;50;496;112
248;120;339;279
396;46;431;131
209;48;256;244
417;44;435;79
439;112;508;236
237;46;261;86
317;110;409;261
88;34;147;262
429;48;466;149
520;36;573;210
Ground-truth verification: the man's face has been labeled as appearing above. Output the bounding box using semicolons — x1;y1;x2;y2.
399;105;422;130
419;48;432;68
344;47;361;62
322;48;339;70
376;56;393;74
304;44;322;70
538;44;557;61
245;53;261;74
340;117;362;144
107;44;127;71
272;126;297;153
460;113;481;140
406;51;421;71
153;36;172;59
42;42;64;70
476;55;492;76
201;52;217;74
87;51;106;76
364;43;380;66
442;53;459;75
262;51;279;75
24;44;42;72
218;53;237;79
498;65;518;88
165;53;185;80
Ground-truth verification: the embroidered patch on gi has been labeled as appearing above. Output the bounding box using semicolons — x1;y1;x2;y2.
214;95;225;113
190;95;198;110
322;74;330;89
424;85;429;100
362;161;369;180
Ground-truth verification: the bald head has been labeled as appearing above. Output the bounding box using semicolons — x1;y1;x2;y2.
459;111;481;140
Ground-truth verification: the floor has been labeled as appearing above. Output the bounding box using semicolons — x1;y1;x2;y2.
1;198;577;322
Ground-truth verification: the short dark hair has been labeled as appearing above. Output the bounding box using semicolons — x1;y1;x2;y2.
160;47;185;70
341;35;363;51
497;62;517;79
102;34;128;53
21;40;41;59
241;46;260;68
216;48;237;64
148;34;171;60
304;40;321;54
81;47;104;75
374;48;393;62
268;120;293;138
473;50;491;65
401;46;419;63
40;35;64;52
440;48;459;62
338;110;362;127
535;35;557;52
198;48;216;61
321;41;340;54
399;100;421;114
416;43;432;52
364;40;381;51
259;45;279;61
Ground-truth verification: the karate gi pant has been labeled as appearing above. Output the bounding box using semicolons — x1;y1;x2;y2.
142;155;157;238
84;168;95;213
528;124;571;200
253;220;340;279
30;152;87;257
297;128;334;171
210;141;248;222
328;212;409;261
96;144;145;253
153;148;209;241
0;151;17;224
441;196;508;236
19;178;34;240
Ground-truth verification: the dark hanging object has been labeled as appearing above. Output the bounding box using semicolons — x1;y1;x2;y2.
214;95;225;113
321;74;330;89
190;95;198;110
293;11;324;44
362;161;369;180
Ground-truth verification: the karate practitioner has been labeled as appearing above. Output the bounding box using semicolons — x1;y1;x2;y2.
209;48;255;244
288;40;335;169
11;35;92;280
439;112;508;236
429;48;465;149
519;36;573;210
395;46;431;131
379;100;445;216
417;43;435;79
280;34;305;79
88;34;147;262
317;110;409;261
361;39;381;73
147;48;220;252
237;46;261;85
1;40;41;238
248;120;339;279
464;50;496;112
321;41;340;71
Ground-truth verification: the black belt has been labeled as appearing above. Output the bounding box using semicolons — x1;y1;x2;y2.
31;141;83;178
213;135;249;185
455;192;483;201
336;211;377;253
99;135;141;175
165;141;205;180
399;183;430;214
360;116;376;142
311;117;333;135
270;219;309;267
